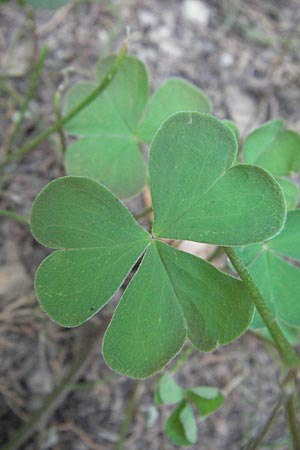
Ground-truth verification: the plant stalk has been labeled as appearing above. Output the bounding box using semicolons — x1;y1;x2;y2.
286;390;300;450
171;346;193;373
224;246;299;368
54;91;67;154
245;393;286;450
114;380;141;450
0;44;127;169
0;209;28;224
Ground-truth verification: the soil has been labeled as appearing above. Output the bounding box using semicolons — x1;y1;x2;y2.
0;0;300;449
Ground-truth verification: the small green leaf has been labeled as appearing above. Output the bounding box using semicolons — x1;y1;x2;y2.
268;209;300;260
95;55;149;133
236;210;300;328
63;55;149;198
157;242;254;351
186;386;224;417
65;137;146;199
158;374;183;405
166;401;197;446
138;78;211;143
103;241;253;378
64;55;148;137
30;177;150;327
150;112;286;245
103;243;187;378
243;119;300;176
276;177;298;210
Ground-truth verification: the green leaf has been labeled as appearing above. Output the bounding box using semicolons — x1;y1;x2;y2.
236;210;300;329
276;177;298;210
63;55;149;198
103;241;253;378
65;137;146;199
268;209;300;260
137;78;211;143
150;112;286;245
157;374;183;405
166;401;197;446
243;119;300;176
95;55;149;128
186;386;224;417
30;177;150;327
102;243;186;378
64;55;149;137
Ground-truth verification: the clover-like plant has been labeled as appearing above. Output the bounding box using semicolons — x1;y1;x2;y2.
242;119;300;210
30;112;286;379
63;55;211;199
154;373;224;446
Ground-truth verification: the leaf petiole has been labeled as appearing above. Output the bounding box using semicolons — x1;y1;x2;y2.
224;246;300;368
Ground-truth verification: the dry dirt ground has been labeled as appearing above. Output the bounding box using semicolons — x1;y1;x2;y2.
0;0;300;449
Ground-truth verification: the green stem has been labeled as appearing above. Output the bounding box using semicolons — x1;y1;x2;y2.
54;91;67;155
245;393;286;450
286;390;300;450
5;45;48;154
114;380;141;450
224;247;299;368
0;209;28;224
171;346;193;373
0;44;127;169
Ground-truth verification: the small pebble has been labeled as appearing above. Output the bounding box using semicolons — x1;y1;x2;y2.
182;0;210;28
220;52;234;67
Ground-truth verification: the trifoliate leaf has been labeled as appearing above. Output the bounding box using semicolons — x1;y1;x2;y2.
31;114;287;379
150;112;286;245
